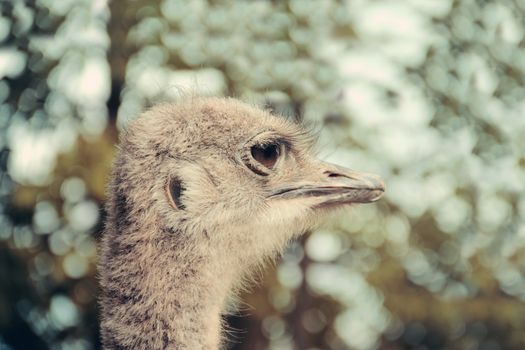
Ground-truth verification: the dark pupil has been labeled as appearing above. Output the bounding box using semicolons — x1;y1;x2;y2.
251;144;279;169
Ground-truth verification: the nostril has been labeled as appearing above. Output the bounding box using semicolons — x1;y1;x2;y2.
324;171;344;178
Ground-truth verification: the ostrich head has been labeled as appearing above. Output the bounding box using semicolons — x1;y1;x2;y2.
100;97;384;349
114;97;383;270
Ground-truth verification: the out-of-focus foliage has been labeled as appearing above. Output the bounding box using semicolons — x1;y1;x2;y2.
0;0;110;349
1;0;524;349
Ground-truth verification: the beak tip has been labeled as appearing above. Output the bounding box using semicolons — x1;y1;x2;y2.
363;174;385;193
377;180;386;193
370;178;385;202
372;188;385;202
353;174;385;203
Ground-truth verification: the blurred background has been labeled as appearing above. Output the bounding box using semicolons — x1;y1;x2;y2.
1;0;525;349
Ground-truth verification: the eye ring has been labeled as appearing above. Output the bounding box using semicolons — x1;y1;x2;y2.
242;141;284;176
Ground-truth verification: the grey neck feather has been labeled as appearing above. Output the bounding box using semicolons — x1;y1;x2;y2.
99;191;231;349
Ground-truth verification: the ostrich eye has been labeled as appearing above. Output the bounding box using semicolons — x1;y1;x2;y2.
251;143;281;169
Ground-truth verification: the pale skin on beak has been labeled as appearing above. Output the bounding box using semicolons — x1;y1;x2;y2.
268;162;385;208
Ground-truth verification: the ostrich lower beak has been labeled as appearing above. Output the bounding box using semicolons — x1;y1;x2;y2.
269;163;385;207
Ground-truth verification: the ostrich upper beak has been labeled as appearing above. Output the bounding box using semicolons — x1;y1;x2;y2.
268;162;385;207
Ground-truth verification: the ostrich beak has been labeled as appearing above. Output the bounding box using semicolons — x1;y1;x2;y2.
269;162;385;207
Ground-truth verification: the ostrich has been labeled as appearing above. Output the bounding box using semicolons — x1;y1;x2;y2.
99;97;384;349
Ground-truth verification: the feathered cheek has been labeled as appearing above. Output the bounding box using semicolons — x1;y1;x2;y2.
256;201;315;231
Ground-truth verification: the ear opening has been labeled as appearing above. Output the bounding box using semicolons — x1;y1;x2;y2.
166;176;186;210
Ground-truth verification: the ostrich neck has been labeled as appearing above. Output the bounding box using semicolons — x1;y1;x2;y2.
100;222;236;350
